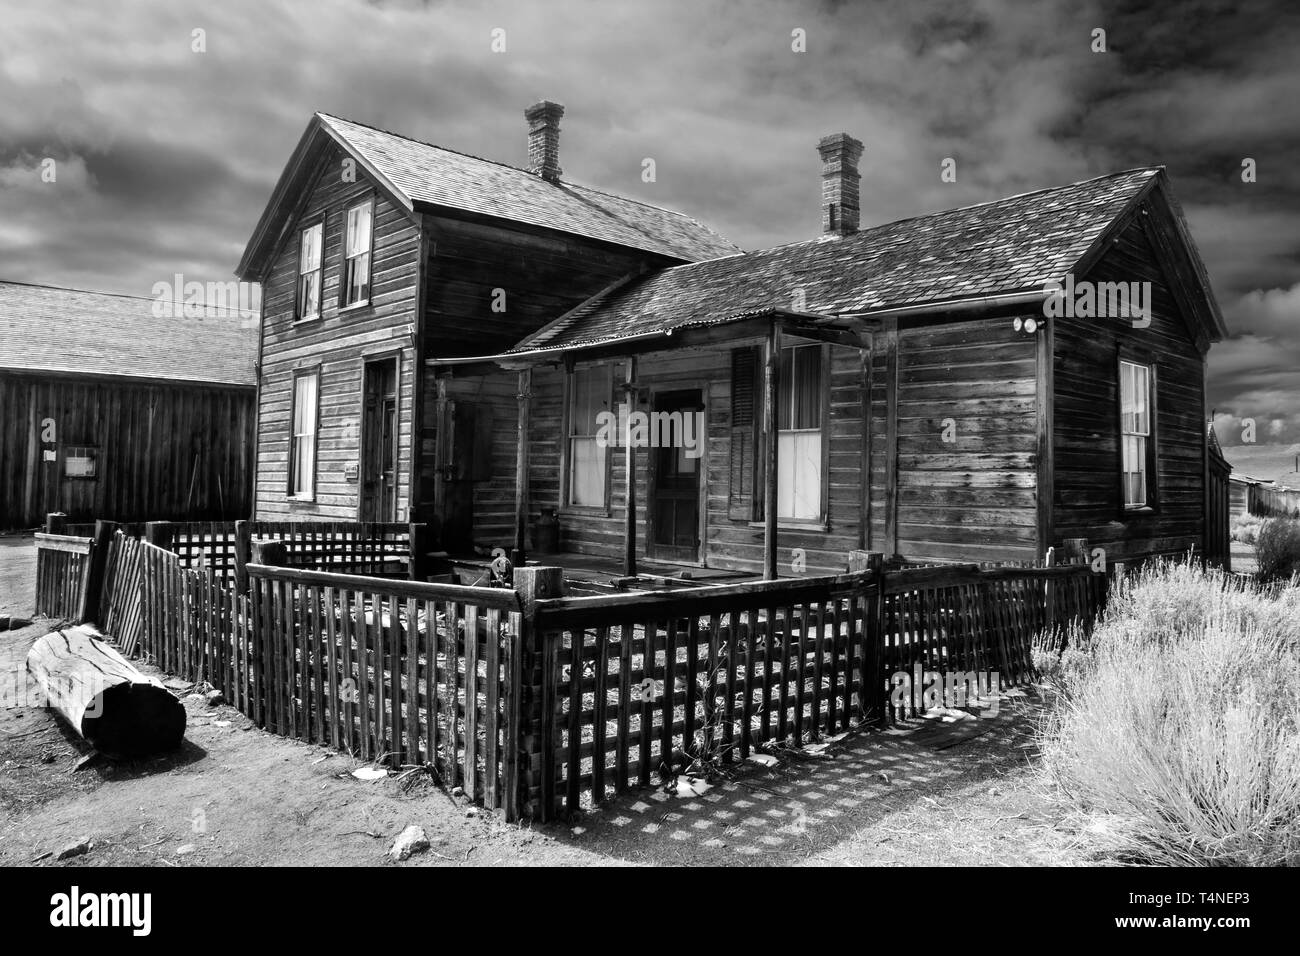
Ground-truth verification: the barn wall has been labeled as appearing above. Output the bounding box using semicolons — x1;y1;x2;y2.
889;317;1041;563
1051;215;1208;563
254;142;420;521
0;372;254;528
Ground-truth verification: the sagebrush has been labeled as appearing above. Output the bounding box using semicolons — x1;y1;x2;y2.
1038;560;1300;865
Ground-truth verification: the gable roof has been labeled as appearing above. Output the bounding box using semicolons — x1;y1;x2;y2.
237;113;741;279
0;281;257;387
507;167;1227;356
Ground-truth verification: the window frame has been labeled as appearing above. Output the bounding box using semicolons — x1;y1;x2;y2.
288;366;321;501
1118;356;1159;514
560;362;615;514
750;340;831;528
339;197;375;311
294;217;325;322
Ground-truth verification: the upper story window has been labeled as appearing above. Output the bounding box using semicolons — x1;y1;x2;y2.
1120;359;1156;509
289;369;319;500
342;200;374;308
296;222;323;320
566;364;612;508
775;343;824;520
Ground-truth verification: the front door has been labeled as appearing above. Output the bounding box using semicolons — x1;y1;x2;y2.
648;389;703;562
361;358;398;522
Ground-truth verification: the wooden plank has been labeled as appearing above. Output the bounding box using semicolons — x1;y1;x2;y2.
592;624;609;803
464;604;480;798
484;606;501;807
615;617;634;793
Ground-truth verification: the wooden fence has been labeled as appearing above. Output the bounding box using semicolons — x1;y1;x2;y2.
34;516;1112;825
244;565;523;817
528;559;1107;820
33;532;94;620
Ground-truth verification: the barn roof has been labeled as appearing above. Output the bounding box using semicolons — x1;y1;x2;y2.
0;281;257;387
237;113;741;279
505;166;1226;356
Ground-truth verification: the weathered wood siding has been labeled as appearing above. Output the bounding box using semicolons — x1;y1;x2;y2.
416;216;657;520
887;318;1040;563
469;342;872;576
254;144;420;520
1052;215;1208;561
1;372;253;528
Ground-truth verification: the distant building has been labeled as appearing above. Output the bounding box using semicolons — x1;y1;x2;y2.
0;280;257;528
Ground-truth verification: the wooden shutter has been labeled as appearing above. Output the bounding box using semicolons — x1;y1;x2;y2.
729;347;760;520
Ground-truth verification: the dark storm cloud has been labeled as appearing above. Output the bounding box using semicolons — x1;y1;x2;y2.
0;0;1296;444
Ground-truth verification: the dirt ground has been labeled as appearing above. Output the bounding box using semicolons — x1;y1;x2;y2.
0;533;1087;867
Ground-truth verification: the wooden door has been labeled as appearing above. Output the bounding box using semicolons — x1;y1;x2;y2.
648;389;704;562
361;358;398;522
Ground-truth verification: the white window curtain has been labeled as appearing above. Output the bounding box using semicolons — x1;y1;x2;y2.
568;365;610;507
776;344;823;520
297;223;322;319
343;202;373;305
291;371;318;498
1120;360;1150;507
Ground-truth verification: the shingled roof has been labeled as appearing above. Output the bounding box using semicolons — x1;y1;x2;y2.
509;167;1173;355
0;281;257;387
237;113;740;278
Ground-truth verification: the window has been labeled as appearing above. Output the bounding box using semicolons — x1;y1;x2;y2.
342;200;373;307
776;343;824;520
566;364;612;508
1120;360;1154;509
64;445;98;479
289;370;319;499
296;222;323;320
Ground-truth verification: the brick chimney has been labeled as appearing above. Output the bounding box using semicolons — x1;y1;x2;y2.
817;133;863;235
525;100;564;182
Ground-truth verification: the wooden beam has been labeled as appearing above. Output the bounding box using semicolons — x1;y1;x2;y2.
881;320;899;558
763;322;781;580
513;368;532;565
622;357;637;577
1036;315;1055;553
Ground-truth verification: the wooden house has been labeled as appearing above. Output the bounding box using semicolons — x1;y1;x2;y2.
239;106;1230;577
0;281;256;529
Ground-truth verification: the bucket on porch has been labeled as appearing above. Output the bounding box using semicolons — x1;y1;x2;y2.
534;507;559;554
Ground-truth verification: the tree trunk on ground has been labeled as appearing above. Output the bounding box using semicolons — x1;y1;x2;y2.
26;625;185;756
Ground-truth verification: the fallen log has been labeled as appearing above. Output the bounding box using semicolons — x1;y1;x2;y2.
26;625;185;756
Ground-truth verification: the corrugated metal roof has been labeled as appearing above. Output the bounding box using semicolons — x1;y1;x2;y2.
509;167;1162;354
0;281;257;386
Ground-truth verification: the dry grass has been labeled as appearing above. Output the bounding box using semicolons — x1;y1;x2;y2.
1038;560;1300;865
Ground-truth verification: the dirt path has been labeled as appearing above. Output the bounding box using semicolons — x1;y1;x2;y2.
1;535;1083;867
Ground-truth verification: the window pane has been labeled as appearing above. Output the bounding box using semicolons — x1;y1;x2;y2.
346;203;372;257
1122;434;1146;507
299;224;321;273
777;432;821;519
793;346;821;429
569;437;605;506
299;272;320;318
569;366;608;435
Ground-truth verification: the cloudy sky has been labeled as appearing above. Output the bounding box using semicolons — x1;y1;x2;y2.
2;0;1297;464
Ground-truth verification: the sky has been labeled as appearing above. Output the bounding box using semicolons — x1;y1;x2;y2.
1;0;1297;467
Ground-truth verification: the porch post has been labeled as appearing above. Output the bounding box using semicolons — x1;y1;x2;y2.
513;368;532;566
623;356;638;577
763;322;781;579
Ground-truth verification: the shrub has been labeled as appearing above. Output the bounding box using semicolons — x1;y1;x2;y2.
1255;517;1300;583
1039;560;1300;865
1230;512;1263;545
